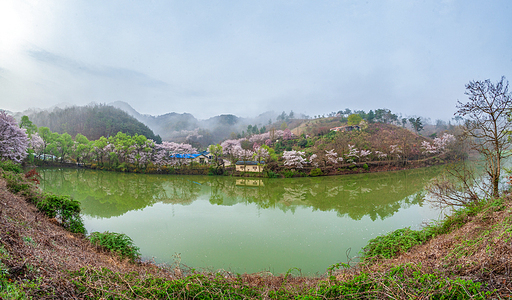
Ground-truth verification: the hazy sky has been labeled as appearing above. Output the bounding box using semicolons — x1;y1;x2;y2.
0;1;510;121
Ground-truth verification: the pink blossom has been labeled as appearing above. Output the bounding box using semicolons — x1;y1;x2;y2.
252;145;269;162
325;149;341;165
283;150;306;168
29;133;44;153
283;129;293;140
0;111;28;163
308;154;319;167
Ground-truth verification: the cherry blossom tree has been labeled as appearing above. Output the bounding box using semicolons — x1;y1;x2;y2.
0;111;28;163
235;148;254;162
221;139;242;165
421;133;456;155
283;129;293;140
325;149;342;165
390;144;402;159
282;150;306;168
252;145;269;162
28;133;44;155
345;144;360;163
308;154;319;167
359;149;372;161
374;150;387;160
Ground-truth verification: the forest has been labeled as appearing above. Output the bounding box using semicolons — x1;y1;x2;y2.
26;104;162;143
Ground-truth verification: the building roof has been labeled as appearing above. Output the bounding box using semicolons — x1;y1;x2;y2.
170;153;201;159
235;161;265;165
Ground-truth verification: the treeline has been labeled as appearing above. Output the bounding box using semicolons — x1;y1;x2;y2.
27;104;162;143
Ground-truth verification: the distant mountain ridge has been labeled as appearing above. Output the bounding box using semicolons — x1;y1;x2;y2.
14;101;280;146
109;101;278;143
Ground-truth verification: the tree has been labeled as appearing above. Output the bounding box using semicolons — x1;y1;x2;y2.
456;76;512;198
19;115;37;136
37;127;52;160
347;114;362;126
366;110;375;123
282;150;306;168
0;111;28;163
408;117;423;133
54;132;74;163
208;144;224;168
74;133;91;164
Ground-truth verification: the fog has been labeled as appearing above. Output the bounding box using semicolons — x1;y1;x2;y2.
1;1;511;121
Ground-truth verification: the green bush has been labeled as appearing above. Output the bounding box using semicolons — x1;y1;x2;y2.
362;228;429;261
89;232;141;262
3;172;32;194
363;163;369;170
36;194;86;234
282;170;296;178
0;160;22;173
311;264;492;299
309;168;323;177
265;170;278;178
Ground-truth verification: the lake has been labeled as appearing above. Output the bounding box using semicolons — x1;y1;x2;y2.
38;166;444;275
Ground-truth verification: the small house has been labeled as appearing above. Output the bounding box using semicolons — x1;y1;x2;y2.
235;161;265;172
330;125;360;132
170;152;212;164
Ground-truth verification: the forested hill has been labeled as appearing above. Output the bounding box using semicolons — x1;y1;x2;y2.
28;104;161;142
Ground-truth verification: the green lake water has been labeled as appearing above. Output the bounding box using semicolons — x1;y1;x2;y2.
38;166;445;275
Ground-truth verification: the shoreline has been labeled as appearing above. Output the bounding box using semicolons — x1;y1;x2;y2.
25;154;451;178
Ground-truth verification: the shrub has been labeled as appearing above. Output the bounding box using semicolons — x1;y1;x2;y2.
363;163;369;170
36;194;86;234
0;160;22;173
282;170;296;178
265;170;278;178
309;168;323;177
3;172;33;195
89;232;141;262
362;228;428;261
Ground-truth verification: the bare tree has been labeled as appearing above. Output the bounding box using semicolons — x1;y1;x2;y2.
456;76;512;198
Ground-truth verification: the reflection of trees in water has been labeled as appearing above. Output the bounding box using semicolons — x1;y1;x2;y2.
212;166;444;221
39;166;444;221
39;168;166;218
157;178;202;205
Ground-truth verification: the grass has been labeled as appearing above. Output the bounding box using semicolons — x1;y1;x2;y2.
69;263;493;299
89;232;141;262
361;200;492;262
0;245;30;299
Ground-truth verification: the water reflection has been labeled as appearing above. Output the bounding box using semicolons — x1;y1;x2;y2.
39;166;443;221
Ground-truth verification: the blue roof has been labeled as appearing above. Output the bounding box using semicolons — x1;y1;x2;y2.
170;153;201;159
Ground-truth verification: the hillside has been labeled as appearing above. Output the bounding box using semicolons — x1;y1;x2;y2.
26;104;161;142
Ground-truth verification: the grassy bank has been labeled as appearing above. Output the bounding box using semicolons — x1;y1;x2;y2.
1;162;510;298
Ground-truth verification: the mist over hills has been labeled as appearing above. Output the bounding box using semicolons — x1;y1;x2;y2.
14;101;286;146
109;101;280;143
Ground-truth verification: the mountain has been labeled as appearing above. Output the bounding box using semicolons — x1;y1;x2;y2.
17;101;283;146
26;104;161;142
109;101;280;144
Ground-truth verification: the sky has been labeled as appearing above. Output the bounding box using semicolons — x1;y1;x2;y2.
0;0;511;122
